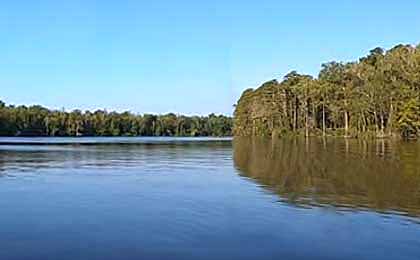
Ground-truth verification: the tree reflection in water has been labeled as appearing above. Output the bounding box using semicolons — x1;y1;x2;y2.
234;137;420;218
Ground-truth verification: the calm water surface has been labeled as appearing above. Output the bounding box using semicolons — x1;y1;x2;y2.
0;137;419;260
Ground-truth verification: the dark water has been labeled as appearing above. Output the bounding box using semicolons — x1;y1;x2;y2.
0;137;419;260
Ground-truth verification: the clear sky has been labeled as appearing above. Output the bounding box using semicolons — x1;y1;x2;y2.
1;1;420;115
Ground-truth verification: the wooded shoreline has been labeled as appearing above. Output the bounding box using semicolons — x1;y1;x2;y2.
2;44;420;139
234;44;420;139
0;102;232;137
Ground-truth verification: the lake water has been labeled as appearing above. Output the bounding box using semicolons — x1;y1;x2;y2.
0;137;419;260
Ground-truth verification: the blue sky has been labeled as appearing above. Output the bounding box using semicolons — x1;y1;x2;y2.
1;1;420;115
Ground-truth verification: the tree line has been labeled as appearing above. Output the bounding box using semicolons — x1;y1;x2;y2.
0;102;232;137
234;44;420;138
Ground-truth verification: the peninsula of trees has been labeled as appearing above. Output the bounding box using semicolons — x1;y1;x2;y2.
0;101;232;137
234;44;420;138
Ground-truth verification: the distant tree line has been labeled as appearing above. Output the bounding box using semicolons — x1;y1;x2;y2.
234;44;420;138
0;102;232;137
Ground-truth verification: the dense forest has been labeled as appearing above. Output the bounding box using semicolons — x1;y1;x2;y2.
234;44;420;138
0;101;232;137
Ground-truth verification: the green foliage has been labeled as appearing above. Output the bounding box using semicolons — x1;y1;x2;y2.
397;97;420;137
0;103;232;137
234;44;420;138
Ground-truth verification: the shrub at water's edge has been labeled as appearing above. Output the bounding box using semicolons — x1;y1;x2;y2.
234;44;420;139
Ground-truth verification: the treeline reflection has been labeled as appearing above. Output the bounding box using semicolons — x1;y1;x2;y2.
0;142;232;174
233;138;420;217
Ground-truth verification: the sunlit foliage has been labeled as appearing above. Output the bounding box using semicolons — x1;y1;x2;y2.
234;44;420;138
0;104;232;137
